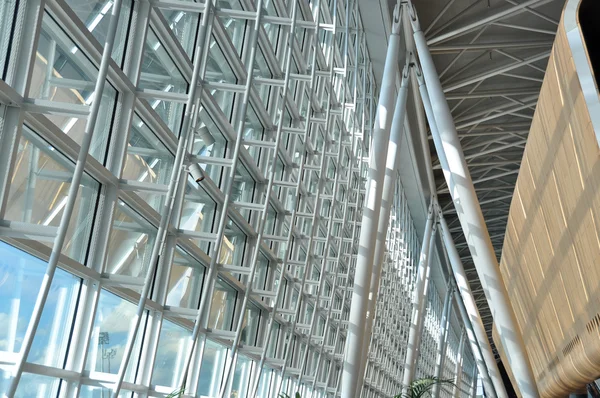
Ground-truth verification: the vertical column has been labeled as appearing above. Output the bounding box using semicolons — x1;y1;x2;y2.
453;330;466;398
357;63;410;392
407;2;538;396
432;283;453;398
340;2;403;396
471;367;479;398
401;206;435;394
439;213;505;398
415;65;504;397
7;2;124;395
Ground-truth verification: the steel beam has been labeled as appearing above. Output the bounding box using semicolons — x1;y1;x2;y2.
340;2;402;396
357;63;410;392
409;4;539;396
427;0;555;45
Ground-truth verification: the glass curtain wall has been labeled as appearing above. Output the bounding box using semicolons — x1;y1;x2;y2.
0;0;469;396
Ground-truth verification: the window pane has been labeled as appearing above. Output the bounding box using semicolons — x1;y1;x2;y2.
62;0;132;64
151;319;191;388
13;373;60;398
0;1;16;78
5;128;99;263
196;339;226;397
86;290;144;383
105;201;157;278
29;12;117;160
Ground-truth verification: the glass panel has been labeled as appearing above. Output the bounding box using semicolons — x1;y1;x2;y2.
63;0;132;64
86;290;144;383
5;128;99;263
159;9;199;58
219;17;246;57
165;248;205;309
123;114;174;181
151;319;191;388
139;29;187;134
196;339;226;398
0;241;80;370
205;34;237;84
105;201;157;278
179;184;216;254
208;279;236;330
229;354;252;398
12;373;60;398
0;1;16;78
29;12;117;160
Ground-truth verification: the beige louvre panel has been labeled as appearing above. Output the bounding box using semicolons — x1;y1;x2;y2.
497;9;600;397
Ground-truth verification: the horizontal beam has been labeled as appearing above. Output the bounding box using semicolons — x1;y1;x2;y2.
427;0;556;45
446;88;541;100
430;40;553;54
443;52;550;92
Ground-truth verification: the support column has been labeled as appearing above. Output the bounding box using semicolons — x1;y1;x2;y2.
357;63;410;393
471;367;479;398
453;330;466;398
415;64;503;397
401;207;435;394
432;283;453;398
341;2;403;396
407;3;538;396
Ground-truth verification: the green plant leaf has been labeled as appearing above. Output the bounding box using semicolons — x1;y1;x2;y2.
394;376;455;398
166;386;185;398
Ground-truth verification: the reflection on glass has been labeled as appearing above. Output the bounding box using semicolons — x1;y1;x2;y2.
63;0;132;64
139;29;187;134
180;184;216;254
5;129;99;263
208;279;236;330
0;242;79;372
86;290;143;383
151;319;191;388
13;373;59;398
228;354;252;398
29;12;117;160
219;218;246;267
160;9;198;58
106;201;157;278
197;339;226;397
165;248;205;308
205;34;237;84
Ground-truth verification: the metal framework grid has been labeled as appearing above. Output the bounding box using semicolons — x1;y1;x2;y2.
406;0;566;360
0;0;473;397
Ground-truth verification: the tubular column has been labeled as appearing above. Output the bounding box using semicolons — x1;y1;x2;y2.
408;2;538;396
340;2;403;396
357;62;410;392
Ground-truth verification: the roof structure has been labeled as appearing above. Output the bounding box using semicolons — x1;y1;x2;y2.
402;0;566;360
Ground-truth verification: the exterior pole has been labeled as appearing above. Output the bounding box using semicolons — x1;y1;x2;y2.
471;367;479;398
453;330;466;398
441;214;502;398
7;1;123;395
401;205;435;395
432;282;453;398
357;62;410;392
407;3;538;397
415;65;504;398
340;2;403;396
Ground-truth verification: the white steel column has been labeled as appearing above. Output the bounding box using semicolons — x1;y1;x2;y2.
7;1;123;395
340;2;402;396
415;65;504;398
441;215;503;398
453;330;466;398
408;2;538;396
357;63;410;392
432;283;453;398
471;367;479;398
401;205;435;394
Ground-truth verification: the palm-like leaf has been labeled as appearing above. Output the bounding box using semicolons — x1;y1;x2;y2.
394;376;455;398
166;386;185;398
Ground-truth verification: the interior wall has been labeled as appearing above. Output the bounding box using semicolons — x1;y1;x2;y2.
496;5;600;397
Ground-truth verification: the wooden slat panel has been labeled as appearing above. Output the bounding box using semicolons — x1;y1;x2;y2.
495;8;600;396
